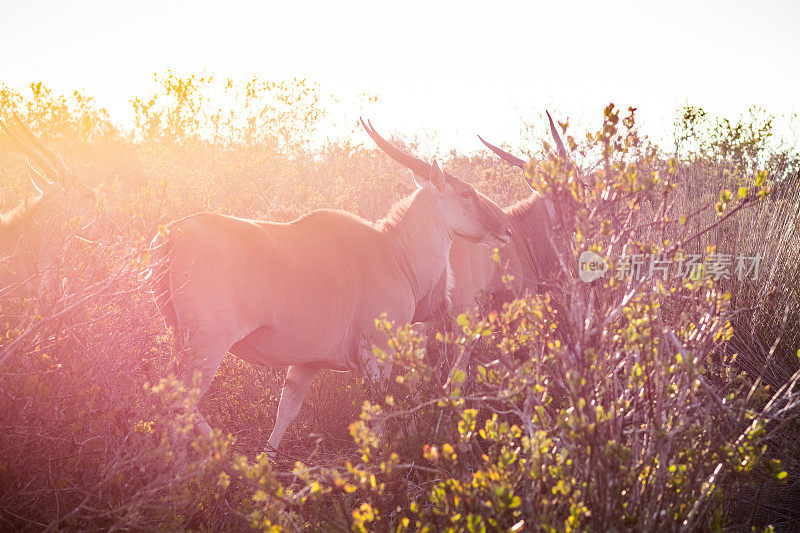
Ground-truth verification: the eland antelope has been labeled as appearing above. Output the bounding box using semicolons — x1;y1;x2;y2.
0;118;97;297
445;112;570;318
149;119;510;456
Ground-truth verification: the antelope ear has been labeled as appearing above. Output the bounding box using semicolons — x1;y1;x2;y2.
25;158;52;194
411;169;429;189
429;159;446;190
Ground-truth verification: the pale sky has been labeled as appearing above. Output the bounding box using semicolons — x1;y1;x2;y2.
2;0;798;153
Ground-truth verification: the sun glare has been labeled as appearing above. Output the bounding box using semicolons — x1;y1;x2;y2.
2;1;800;530
2;0;798;152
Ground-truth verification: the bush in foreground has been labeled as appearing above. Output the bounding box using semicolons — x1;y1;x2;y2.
2;82;800;530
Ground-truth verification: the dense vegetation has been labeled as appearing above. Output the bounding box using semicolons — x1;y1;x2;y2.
1;76;799;531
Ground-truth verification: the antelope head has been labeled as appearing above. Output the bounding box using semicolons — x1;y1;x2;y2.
1;116;99;241
361;118;510;247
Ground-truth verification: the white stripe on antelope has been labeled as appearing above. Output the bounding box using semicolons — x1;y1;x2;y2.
149;119;510;457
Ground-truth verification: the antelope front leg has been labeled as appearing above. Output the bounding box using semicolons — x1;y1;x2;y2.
178;331;231;441
363;352;393;438
265;364;318;458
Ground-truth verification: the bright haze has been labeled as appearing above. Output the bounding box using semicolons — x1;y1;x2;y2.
2;0;798;152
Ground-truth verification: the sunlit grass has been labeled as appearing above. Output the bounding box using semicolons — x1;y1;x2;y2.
1;77;799;530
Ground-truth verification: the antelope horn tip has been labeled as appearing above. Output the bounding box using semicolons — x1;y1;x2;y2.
546;110;567;159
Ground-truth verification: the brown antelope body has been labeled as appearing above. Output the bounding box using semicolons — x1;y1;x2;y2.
149;120;510;455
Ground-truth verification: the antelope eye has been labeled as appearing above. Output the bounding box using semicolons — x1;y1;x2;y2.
459;190;472;198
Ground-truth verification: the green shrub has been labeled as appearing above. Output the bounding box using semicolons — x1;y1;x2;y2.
1;81;799;530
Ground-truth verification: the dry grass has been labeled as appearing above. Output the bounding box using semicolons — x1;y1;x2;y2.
1;80;799;530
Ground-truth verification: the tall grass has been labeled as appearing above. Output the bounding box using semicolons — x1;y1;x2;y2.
1;78;799;530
